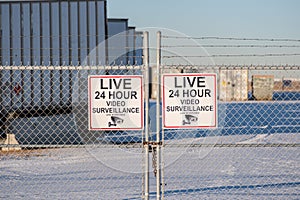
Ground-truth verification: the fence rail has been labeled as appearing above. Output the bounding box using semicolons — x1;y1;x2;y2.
1;31;300;199
156;32;300;199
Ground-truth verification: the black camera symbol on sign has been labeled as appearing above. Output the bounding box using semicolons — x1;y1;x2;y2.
182;115;198;125
108;116;124;127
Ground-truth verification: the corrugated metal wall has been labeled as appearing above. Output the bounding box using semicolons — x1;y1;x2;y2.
0;0;144;111
107;19;143;69
0;0;107;66
0;0;107;110
107;18;128;65
134;31;143;66
127;26;136;65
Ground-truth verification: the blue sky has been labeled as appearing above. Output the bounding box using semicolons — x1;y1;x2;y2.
108;0;300;38
109;0;300;65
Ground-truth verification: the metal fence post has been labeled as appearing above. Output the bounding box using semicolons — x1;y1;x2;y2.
143;31;150;200
156;31;162;200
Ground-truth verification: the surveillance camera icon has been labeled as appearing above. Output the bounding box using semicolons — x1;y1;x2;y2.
108;116;124;127
182;114;198;125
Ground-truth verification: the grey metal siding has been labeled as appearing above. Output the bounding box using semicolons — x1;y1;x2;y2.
127;27;135;65
0;0;107;66
135;31;143;65
1;4;10;65
0;0;107;110
107;19;128;65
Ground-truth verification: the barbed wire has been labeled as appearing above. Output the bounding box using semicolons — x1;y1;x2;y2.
162;53;300;58
161;35;300;42
162;45;300;48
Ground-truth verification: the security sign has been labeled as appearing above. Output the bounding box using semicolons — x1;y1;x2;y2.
162;73;217;129
88;75;143;130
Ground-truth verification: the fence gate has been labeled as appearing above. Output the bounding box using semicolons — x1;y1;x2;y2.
155;31;300;199
1;29;300;199
0;28;152;199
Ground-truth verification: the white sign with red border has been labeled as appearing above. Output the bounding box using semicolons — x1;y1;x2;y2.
88;75;144;130
162;73;217;129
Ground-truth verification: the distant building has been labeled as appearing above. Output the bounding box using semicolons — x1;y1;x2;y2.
107;19;143;66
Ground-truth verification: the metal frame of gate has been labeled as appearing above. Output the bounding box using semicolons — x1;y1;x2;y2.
152;31;300;200
1;29;299;199
142;31;163;200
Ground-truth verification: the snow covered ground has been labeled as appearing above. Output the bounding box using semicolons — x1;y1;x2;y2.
0;134;299;199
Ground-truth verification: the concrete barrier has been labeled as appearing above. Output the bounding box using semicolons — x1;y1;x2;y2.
1;134;21;151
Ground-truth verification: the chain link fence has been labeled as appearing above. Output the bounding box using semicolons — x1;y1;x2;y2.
157;32;300;199
159;65;300;199
0;2;149;196
1;28;300;199
2;64;299;199
0;64;149;199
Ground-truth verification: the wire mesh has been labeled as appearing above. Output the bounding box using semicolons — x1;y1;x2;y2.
159;33;300;66
0;64;147;199
155;29;300;200
159;65;300;199
0;1;150;198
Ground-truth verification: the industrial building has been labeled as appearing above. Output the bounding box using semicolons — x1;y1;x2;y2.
0;0;144;145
